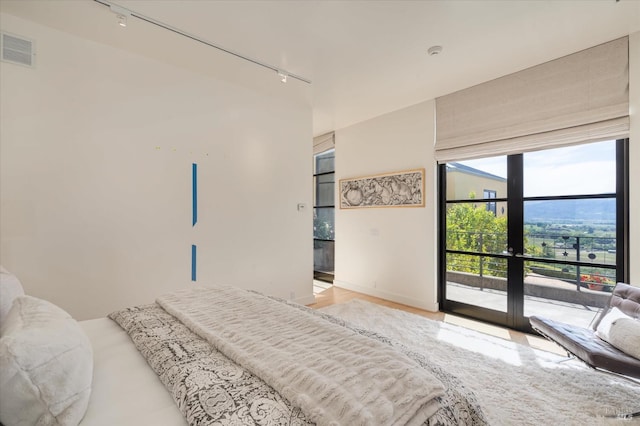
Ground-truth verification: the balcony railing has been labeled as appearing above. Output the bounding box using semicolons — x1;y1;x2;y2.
446;231;617;292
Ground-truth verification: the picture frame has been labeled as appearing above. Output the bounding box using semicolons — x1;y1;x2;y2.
339;168;425;209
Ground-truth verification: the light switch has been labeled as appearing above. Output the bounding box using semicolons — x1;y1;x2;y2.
297;203;306;211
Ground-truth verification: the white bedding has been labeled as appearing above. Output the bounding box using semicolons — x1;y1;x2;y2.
75;294;487;426
78;318;185;426
157;286;444;426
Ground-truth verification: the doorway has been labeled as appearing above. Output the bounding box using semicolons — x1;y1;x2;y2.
438;139;628;332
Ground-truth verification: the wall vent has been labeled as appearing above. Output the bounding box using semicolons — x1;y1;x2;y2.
1;32;35;68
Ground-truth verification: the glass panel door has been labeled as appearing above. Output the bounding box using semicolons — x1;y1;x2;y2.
313;149;335;282
442;157;510;324
440;140;627;331
521;141;619;328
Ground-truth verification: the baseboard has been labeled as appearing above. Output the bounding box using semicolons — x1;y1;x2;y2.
294;293;317;305
333;280;439;312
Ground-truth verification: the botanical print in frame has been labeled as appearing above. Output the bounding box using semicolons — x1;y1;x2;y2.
339;168;425;209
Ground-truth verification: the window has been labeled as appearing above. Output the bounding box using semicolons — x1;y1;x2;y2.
484;189;497;215
439;139;628;331
313;149;335;282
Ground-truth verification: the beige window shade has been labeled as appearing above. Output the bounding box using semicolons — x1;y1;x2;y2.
313;132;335;155
435;37;629;163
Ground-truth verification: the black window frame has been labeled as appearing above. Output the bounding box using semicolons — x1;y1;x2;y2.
437;139;629;332
313;149;335;282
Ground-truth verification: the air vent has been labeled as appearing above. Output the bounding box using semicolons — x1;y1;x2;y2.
1;32;34;67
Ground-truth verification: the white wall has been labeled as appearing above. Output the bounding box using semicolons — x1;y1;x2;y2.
335;31;640;309
0;14;314;320
334;101;439;311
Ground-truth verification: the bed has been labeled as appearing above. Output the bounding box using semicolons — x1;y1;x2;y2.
78;317;187;426
0;268;487;426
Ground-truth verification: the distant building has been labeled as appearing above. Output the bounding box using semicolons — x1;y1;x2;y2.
446;162;507;217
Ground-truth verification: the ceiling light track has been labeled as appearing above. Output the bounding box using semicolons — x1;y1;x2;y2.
94;0;311;84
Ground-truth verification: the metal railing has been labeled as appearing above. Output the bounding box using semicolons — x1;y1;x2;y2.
446;231;617;292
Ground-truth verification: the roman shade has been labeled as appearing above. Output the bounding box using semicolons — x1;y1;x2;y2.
313;132;335;155
435;37;629;163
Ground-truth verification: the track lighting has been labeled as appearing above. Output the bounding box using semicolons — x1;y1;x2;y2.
109;4;130;28
95;0;311;84
116;13;127;27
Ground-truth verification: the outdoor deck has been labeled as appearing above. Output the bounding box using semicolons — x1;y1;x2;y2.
447;273;607;328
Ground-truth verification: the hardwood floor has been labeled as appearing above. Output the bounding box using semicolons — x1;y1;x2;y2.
307;284;566;356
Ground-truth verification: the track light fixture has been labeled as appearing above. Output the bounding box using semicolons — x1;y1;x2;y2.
109;4;130;28
94;0;311;84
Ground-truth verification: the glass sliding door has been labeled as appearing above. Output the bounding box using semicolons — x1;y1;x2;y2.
439;139;628;331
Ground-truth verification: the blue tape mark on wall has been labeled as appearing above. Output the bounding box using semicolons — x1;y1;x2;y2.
192;163;198;227
191;164;198;283
191;244;197;281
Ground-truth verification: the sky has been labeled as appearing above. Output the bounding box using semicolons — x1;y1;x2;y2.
458;140;617;197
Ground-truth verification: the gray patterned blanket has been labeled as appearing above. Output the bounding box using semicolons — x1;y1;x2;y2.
157;286;443;426
109;288;488;426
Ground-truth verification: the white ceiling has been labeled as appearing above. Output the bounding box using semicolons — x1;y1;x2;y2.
2;0;639;136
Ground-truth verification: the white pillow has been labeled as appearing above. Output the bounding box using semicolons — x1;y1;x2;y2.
595;306;631;341
0;296;93;426
0;266;25;326
608;317;640;360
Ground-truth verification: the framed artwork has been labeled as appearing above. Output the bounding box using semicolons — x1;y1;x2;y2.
339;168;425;209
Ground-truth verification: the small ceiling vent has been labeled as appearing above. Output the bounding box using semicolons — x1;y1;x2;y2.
1;32;35;68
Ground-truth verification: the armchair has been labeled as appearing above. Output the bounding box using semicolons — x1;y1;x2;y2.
530;282;640;418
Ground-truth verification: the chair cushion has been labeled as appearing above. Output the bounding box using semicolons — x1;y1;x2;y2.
529;315;640;379
609;283;640;320
607;317;640;360
595;307;632;341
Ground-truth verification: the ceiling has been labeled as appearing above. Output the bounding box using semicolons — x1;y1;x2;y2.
2;0;639;136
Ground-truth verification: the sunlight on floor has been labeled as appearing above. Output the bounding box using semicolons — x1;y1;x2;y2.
435;326;526;366
310;285;568;357
443;314;512;340
313;280;332;294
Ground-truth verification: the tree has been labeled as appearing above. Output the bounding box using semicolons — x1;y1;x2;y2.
446;199;508;277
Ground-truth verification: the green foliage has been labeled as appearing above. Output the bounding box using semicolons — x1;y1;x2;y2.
446;201;618;282
446;202;508;277
314;219;334;240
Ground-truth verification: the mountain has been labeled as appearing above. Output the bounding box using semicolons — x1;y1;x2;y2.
524;198;615;223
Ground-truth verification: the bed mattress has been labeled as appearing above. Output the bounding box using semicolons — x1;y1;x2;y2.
79;318;186;426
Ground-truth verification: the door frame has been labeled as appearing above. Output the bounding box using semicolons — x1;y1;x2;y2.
437;139;629;332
